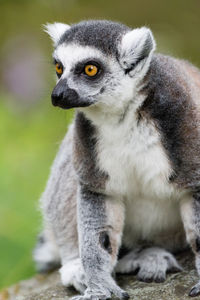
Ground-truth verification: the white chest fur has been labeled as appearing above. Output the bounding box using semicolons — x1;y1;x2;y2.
96;106;174;199
94;105;186;249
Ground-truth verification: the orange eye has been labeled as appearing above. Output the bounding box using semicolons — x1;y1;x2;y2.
55;63;63;75
84;65;98;77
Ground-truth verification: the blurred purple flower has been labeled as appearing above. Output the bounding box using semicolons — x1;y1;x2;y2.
1;35;48;110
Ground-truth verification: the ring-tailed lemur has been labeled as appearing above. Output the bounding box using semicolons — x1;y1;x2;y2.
34;20;200;299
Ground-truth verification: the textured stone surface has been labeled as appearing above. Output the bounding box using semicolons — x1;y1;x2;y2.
1;250;200;300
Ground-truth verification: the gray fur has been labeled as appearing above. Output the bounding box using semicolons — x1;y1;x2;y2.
116;247;182;282
36;125;79;265
140;54;200;190
140;56;200;296
73;112;108;191
76;185;127;300
33;230;60;272
59;20;129;57
34;19;200;299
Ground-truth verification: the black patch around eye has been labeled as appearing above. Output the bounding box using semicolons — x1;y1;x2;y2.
73;59;103;79
56;71;62;79
99;231;112;254
53;58;61;65
54;60;64;78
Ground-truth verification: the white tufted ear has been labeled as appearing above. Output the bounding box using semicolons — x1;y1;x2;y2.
120;27;156;74
44;22;70;46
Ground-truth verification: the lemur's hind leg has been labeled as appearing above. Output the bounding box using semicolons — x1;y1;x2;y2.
72;185;128;300
42;181;87;293
34;127;87;293
180;194;200;297
33;227;61;273
116;247;182;282
33;226;86;294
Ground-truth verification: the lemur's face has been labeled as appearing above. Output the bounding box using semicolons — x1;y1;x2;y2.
46;21;155;111
52;44;124;110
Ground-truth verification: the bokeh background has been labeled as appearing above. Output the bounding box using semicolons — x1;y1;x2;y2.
1;0;200;290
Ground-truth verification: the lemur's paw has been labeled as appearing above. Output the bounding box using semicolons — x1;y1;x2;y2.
33;233;61;273
189;282;200;297
116;247;182;283
137;247;182;283
70;275;129;300
70;289;111;300
60;258;87;293
71;285;129;300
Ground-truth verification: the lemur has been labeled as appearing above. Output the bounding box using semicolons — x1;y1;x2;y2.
34;20;200;299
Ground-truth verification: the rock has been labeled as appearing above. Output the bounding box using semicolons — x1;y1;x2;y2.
1;250;200;300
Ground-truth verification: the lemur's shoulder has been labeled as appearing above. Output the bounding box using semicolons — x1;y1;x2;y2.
146;53;200;102
140;53;200;190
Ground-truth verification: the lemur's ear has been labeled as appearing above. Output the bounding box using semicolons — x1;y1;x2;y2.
120;27;156;75
44;23;70;46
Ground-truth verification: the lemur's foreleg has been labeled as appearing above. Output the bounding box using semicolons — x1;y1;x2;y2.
180;193;200;297
72;184;128;300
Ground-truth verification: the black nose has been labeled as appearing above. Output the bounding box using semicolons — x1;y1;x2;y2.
51;79;81;109
51;79;92;109
51;79;66;106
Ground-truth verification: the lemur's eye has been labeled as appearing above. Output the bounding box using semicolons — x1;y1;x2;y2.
84;65;98;77
55;63;63;76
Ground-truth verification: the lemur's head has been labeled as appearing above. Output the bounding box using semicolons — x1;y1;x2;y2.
45;20;156;112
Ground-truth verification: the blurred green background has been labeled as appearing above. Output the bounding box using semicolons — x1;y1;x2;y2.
0;0;200;291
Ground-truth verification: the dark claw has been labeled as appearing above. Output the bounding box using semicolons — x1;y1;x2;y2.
154;276;165;283
189;286;200;297
121;291;130;300
138;277;153;283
